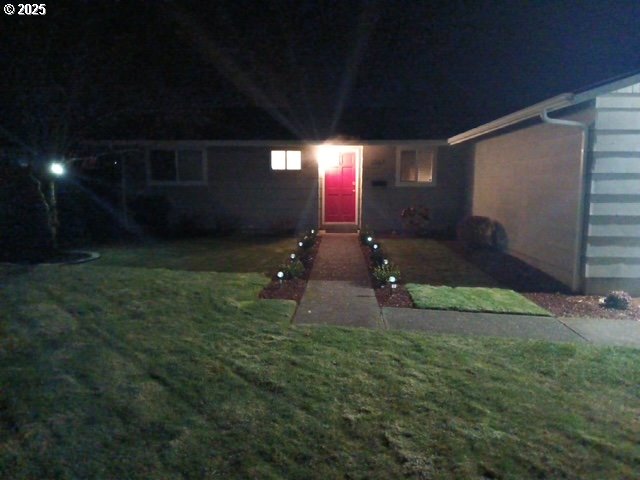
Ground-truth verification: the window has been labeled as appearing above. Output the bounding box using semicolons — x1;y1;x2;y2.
395;146;436;186
148;149;206;184
271;150;301;170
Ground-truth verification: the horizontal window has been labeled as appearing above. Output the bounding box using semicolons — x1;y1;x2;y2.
395;147;436;186
148;149;206;184
271;150;301;170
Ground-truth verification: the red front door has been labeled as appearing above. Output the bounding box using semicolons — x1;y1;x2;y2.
324;152;356;223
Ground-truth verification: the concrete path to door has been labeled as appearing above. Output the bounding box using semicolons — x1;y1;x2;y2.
293;233;383;328
293;232;640;348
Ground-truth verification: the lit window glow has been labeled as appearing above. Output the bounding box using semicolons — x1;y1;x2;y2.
271;150;301;170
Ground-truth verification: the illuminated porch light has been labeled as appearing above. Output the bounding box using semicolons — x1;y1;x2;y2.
49;161;65;176
317;146;340;171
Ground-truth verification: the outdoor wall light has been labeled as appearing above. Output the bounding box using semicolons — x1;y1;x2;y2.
49;161;65;176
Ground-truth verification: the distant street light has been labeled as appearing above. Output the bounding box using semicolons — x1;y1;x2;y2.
49;161;65;176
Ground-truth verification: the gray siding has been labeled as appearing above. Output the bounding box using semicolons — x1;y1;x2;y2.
469;107;594;290
585;81;640;294
146;145;318;233
360;144;469;233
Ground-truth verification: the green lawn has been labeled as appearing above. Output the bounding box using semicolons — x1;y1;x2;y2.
408;284;552;316
1;262;639;479
382;238;500;287
96;236;298;273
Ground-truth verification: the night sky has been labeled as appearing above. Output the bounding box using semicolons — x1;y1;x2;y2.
2;0;640;146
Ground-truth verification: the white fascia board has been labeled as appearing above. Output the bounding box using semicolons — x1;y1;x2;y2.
447;94;574;145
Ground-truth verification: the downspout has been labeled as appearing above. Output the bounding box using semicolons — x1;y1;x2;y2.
540;109;589;293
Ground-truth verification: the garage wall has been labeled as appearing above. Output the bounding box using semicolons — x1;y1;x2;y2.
585;81;640;294
470;106;594;289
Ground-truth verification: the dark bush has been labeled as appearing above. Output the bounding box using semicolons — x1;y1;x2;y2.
0;164;55;261
603;291;632;310
128;194;172;236
457;216;506;250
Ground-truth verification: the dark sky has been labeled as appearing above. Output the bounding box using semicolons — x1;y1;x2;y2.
2;0;640;142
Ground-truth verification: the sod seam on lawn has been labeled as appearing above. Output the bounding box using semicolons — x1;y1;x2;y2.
407;284;552;316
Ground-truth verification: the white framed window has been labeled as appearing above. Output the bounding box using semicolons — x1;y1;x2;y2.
395;146;436;186
147;149;207;185
271;150;301;170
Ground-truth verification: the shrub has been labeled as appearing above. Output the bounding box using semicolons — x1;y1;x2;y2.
603;291;633;310
277;259;305;279
372;263;401;285
457;216;497;249
129;194;172;236
0;164;55;261
370;246;385;266
400;205;430;236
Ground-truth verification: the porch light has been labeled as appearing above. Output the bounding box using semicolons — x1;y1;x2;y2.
49;161;65;176
318;146;340;171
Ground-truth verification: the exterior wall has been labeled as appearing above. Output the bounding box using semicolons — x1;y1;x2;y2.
145;145;318;233
469;106;594;289
361;144;470;234
585;82;640;294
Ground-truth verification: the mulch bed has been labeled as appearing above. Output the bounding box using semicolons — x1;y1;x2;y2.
259;237;321;303
361;244;414;308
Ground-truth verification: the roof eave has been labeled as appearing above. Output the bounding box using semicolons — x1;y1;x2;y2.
447;93;574;145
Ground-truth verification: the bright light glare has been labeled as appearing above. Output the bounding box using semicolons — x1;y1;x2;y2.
388;276;397;283
317;146;340;171
49;161;65;176
277;271;284;279
290;253;296;259
366;236;373;243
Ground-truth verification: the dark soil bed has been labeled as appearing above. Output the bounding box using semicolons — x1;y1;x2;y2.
259;237;321;303
361;244;414;308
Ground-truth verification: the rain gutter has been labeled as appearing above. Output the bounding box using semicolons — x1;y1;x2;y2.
540;109;589;293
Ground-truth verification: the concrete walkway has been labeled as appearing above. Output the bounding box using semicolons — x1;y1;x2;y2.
294;233;382;328
294;233;640;348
